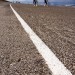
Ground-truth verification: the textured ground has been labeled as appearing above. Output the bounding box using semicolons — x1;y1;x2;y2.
12;4;75;75
0;2;51;75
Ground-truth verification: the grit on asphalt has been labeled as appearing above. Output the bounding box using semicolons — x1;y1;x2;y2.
12;4;75;75
0;2;51;75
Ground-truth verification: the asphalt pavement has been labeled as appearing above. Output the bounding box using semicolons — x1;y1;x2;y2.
12;3;75;75
0;2;51;75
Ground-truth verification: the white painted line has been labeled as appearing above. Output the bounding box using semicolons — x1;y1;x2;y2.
10;4;72;75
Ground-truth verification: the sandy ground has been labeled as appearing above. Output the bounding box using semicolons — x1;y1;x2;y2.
12;4;75;75
0;2;51;75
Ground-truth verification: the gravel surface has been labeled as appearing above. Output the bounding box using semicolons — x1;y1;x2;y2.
12;4;75;75
0;2;51;75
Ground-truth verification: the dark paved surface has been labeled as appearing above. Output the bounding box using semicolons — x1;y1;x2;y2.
0;2;51;75
12;4;75;75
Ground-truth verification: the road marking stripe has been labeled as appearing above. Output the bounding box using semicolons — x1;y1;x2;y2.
10;4;72;75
